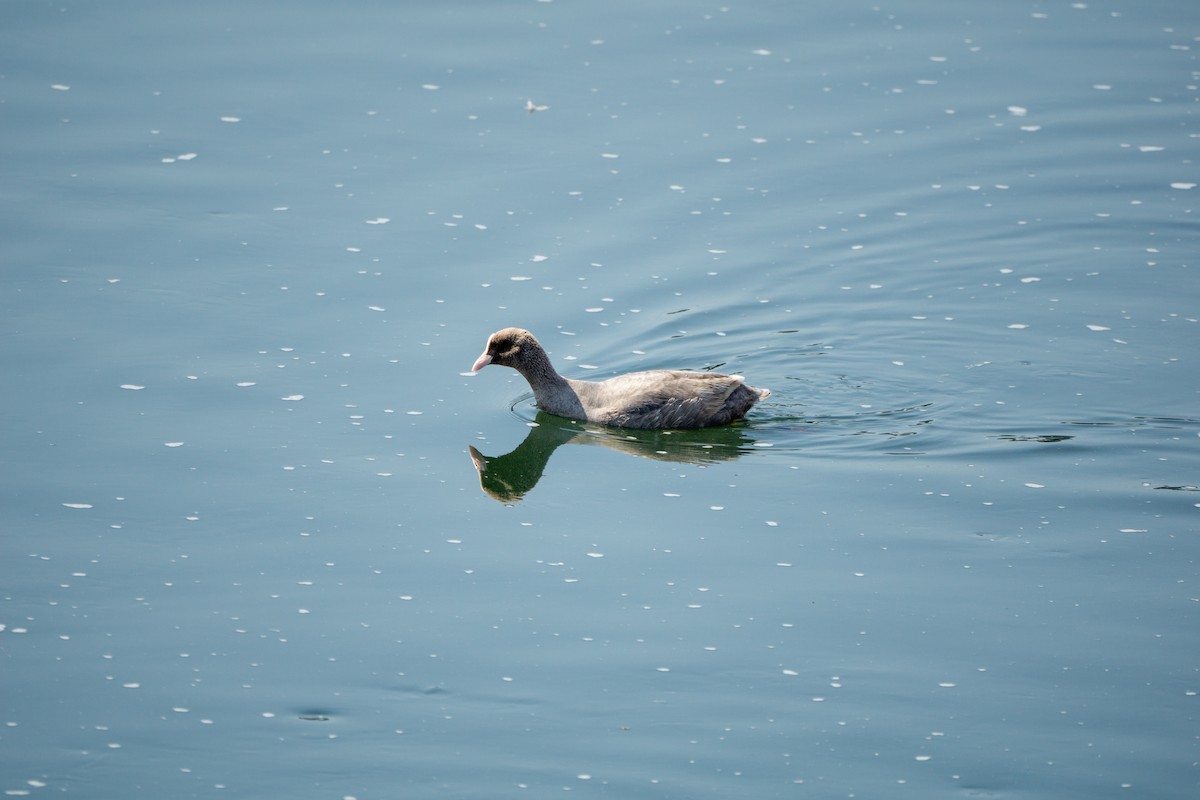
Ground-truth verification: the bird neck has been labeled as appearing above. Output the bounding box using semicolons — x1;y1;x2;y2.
515;348;571;402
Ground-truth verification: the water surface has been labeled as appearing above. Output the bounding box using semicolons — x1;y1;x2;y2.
2;2;1198;798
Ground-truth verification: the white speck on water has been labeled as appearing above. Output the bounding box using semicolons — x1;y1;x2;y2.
1025;483;1044;488
220;116;240;123
600;152;619;159
656;666;670;672
1087;324;1111;331
63;503;93;509
782;669;799;676
530;255;548;262
663;492;681;497
511;276;532;281
120;384;145;391
1170;182;1196;190
586;552;604;558
236;381;256;387
365;218;390;225
421;83;439;90
51;83;71;91
163;441;185;448
1008;323;1028;329
281;394;304;401
1008;105;1028;116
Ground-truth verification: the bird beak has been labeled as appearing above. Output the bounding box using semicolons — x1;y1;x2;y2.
470;352;492;373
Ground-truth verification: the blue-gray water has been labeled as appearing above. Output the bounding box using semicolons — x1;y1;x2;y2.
2;2;1197;798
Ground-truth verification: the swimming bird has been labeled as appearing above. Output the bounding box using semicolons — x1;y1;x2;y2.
470;328;770;429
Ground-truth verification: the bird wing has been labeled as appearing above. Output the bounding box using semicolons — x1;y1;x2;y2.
585;371;746;428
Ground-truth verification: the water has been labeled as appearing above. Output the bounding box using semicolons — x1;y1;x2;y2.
2;1;1198;798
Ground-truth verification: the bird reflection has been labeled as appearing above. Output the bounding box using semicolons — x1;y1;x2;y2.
468;411;760;503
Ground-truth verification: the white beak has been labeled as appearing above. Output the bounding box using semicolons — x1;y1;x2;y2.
470;352;493;373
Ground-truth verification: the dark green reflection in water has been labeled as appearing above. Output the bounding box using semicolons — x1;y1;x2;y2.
468;411;761;503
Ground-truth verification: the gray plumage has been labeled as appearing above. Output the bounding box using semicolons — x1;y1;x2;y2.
470;328;770;429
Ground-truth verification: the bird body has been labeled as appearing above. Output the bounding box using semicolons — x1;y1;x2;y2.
470;328;769;429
